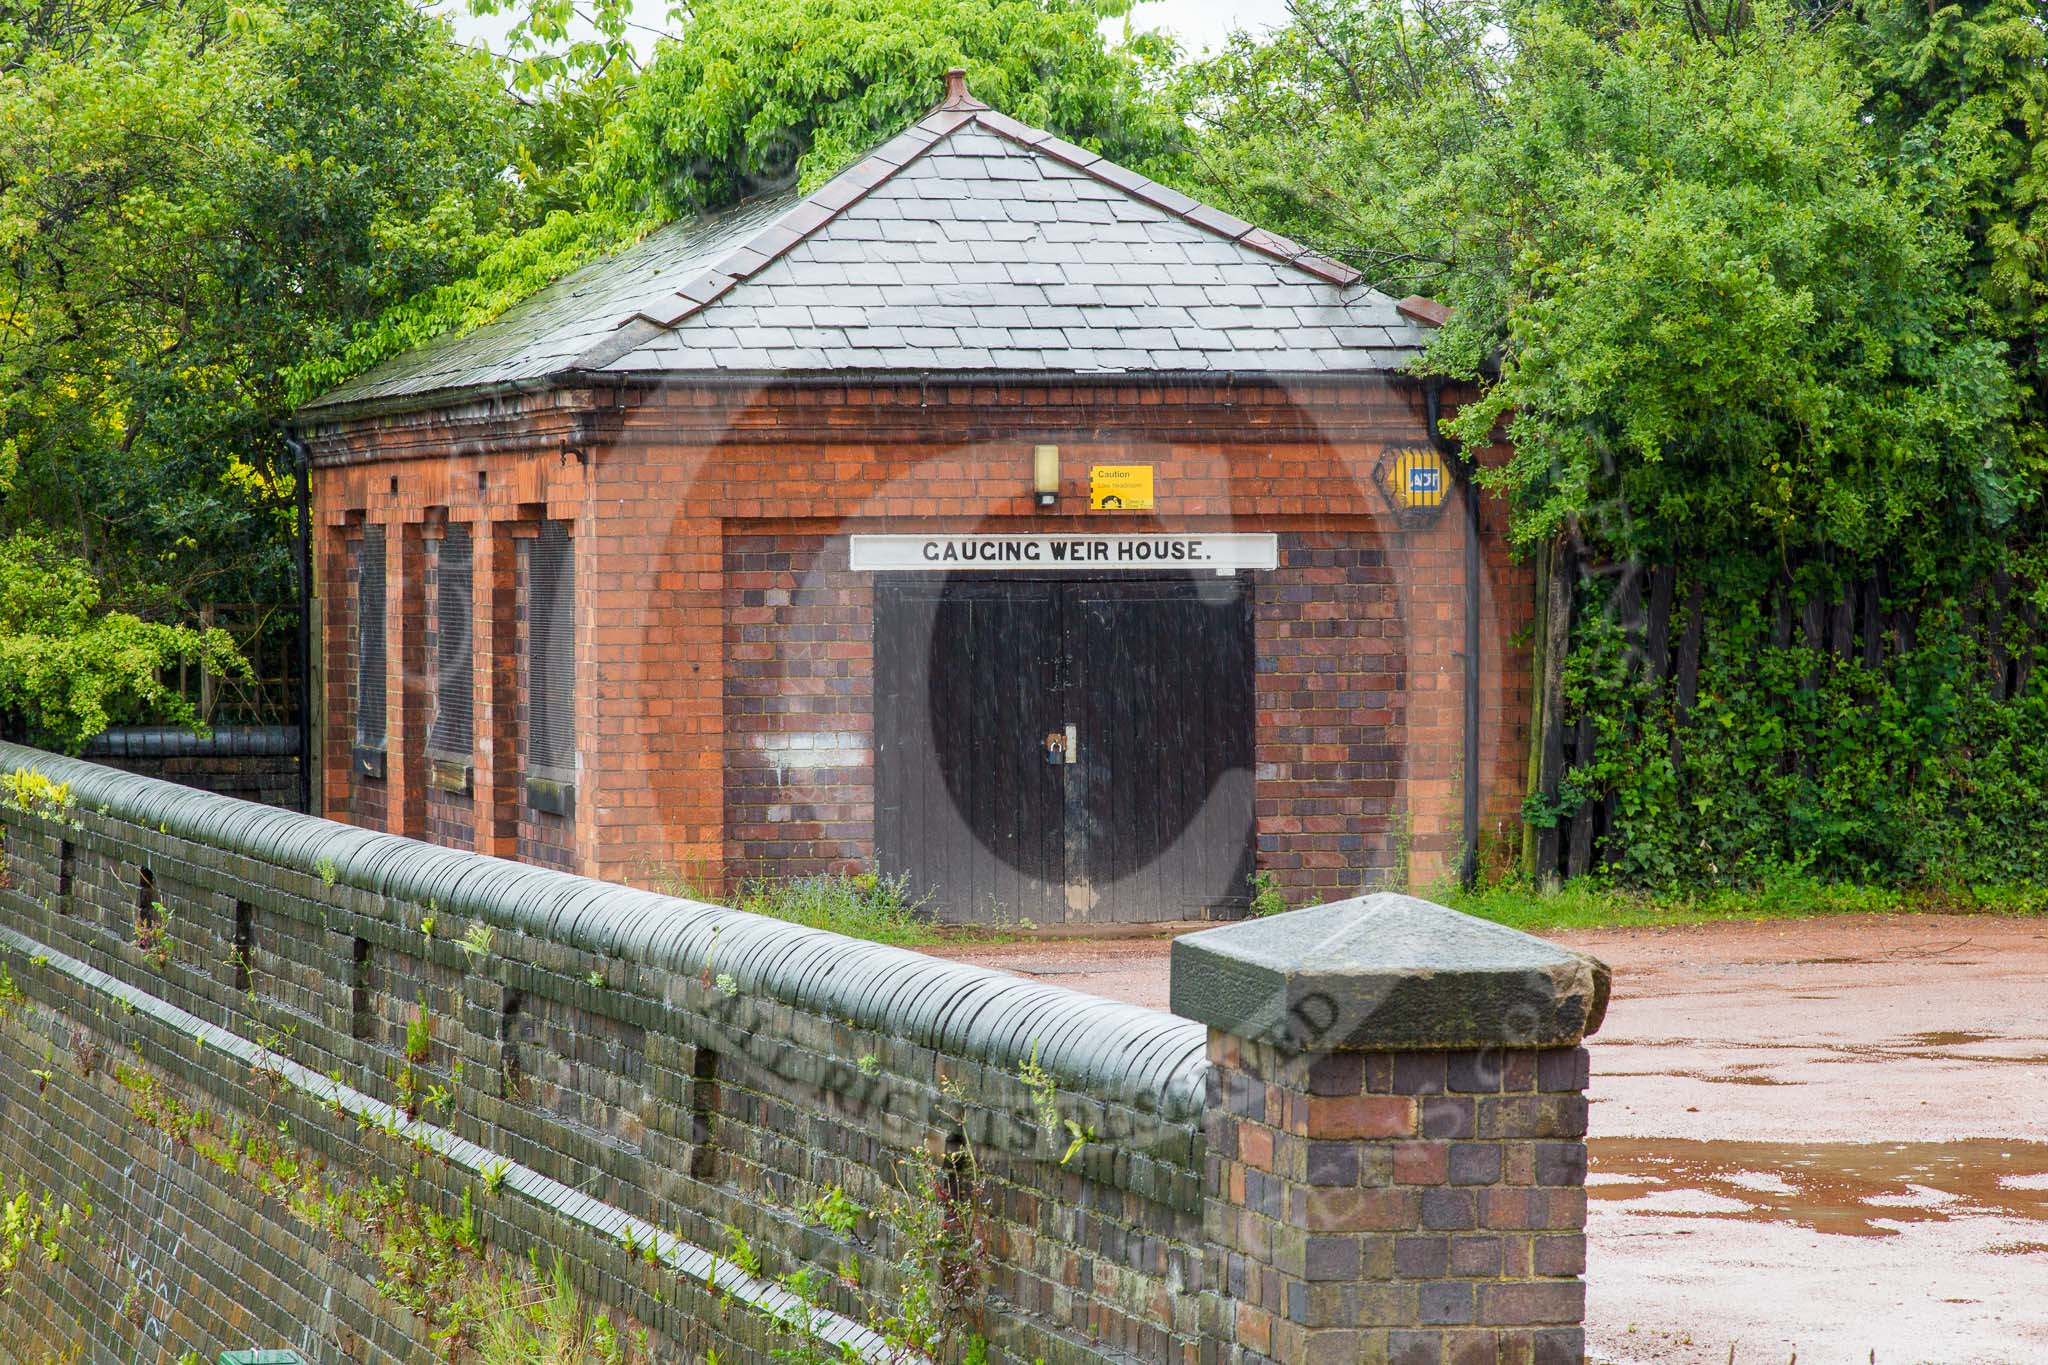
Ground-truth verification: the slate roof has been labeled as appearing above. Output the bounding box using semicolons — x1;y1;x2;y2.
304;72;1432;416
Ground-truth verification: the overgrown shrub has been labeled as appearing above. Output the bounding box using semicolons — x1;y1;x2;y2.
1554;566;2048;890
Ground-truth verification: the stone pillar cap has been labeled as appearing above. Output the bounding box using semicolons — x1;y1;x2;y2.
1170;893;1609;1052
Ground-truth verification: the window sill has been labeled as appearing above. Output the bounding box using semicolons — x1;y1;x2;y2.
426;755;473;796
524;771;575;818
352;746;386;781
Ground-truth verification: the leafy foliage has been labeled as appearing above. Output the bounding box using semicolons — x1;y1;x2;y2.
0;534;247;751
601;0;1181;217
1179;0;2047;889
0;0;523;736
1179;0;2015;567
1557;570;2048;887
1848;0;2048;449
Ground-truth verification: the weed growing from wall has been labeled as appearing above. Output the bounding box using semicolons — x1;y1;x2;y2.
1018;1045;1096;1166
0;771;73;822
113;1061;642;1360
133;902;172;970
1247;871;1288;918
0;1180;85;1297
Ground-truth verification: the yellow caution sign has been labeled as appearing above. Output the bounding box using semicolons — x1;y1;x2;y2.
1383;448;1453;511
1089;465;1155;511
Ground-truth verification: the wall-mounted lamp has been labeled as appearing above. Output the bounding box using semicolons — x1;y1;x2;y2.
1032;444;1061;509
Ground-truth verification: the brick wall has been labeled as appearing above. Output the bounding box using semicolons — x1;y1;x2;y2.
0;746;1593;1364
305;376;1534;898
1256;532;1409;895
1203;1038;1590;1363
723;532;874;883
0;746;1209;1362
80;727;302;809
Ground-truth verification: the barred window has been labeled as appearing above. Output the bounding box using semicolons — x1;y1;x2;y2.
526;520;575;777
355;524;387;755
429;524;474;761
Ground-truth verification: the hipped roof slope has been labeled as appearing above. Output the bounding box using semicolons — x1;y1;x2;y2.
305;71;1431;417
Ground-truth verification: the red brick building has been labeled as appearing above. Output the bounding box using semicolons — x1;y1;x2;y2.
297;72;1532;924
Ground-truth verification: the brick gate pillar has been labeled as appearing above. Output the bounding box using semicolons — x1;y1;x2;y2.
1173;894;1609;1365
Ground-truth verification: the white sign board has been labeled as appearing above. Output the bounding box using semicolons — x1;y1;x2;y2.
849;533;1278;575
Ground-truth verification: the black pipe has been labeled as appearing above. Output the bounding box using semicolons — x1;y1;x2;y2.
1426;378;1482;890
283;430;314;816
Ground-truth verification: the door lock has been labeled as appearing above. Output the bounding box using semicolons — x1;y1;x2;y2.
1043;725;1079;766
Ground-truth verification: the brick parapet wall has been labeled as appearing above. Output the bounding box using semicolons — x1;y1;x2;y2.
0;746;1209;1362
80;727;302;809
0;746;1592;1363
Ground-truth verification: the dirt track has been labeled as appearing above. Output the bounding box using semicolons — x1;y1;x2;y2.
929;913;2048;1365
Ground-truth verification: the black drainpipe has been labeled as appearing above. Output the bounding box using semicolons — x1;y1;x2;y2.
1425;378;1482;890
283;430;314;815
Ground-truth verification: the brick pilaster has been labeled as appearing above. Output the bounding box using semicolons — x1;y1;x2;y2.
388;520;428;839
473;518;521;857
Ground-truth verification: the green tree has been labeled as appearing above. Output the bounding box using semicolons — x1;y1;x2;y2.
1177;0;2015;567
0;533;247;752
1173;0;2036;888
0;0;523;737
1845;0;2047;506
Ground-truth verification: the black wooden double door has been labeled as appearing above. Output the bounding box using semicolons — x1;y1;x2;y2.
875;576;1255;925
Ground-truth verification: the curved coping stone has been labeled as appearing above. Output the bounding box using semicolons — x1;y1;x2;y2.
962;981;1066;1063
975;981;1090;1067
1123;1019;1211;1100
446;859;530;919
923;968;1023;1045
327;824;404;882
83;725;299;759
821;953;931;1030
190;799;245;847
228;805;287;855
1024;999;1114;1077
902;963;1010;1045
654;911;728;978
644;916;702;981
347;839;415;903
0;744;1209;1121
784;936;865;1007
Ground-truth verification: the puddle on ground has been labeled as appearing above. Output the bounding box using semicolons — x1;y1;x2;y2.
1605;1068;1802;1086
1590;1138;2048;1237
1598;1033;2048;1066
1899;1029;1998;1048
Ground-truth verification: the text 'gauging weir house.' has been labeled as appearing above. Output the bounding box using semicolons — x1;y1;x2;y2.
297;71;1534;925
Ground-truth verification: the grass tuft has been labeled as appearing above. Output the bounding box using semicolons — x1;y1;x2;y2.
1434;873;2048;935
